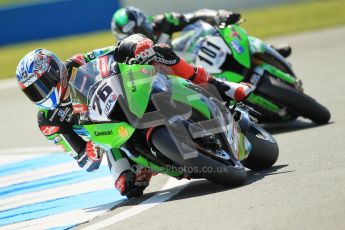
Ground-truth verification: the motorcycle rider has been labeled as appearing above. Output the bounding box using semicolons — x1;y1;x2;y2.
111;6;292;58
15;35;251;198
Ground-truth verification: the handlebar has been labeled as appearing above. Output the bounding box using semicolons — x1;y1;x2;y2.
237;102;262;118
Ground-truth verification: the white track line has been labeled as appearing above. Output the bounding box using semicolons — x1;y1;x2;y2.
0;146;61;155
0;153;51;166
0;150;60;166
2;203;116;230
0;161;78;188
0;176;114;212
82;178;190;230
0;151;117;230
0;148;189;229
0;151;109;189
0;79;17;91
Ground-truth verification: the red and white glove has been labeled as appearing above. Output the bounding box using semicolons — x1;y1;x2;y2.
134;40;181;66
85;141;104;161
133;38;155;62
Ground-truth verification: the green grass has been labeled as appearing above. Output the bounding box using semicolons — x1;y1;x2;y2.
243;0;345;38
0;0;41;6
0;31;115;79
1;0;345;79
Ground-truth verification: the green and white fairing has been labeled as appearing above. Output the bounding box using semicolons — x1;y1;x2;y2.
173;21;297;83
172;21;299;117
68;55;251;178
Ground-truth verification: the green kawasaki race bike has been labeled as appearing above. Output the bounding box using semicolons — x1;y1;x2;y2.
172;20;331;124
69;55;278;187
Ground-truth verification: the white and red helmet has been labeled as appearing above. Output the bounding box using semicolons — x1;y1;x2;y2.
16;49;69;110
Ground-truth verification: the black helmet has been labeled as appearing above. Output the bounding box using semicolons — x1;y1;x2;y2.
111;7;154;41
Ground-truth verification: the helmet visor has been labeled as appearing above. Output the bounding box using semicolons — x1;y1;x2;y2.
22;60;60;102
112;21;131;41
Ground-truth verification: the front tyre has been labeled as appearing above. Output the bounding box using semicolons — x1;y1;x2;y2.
241;124;279;171
257;76;331;124
151;127;247;187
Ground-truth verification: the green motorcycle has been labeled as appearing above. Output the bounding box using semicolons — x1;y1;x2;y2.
172;20;331;124
68;55;279;187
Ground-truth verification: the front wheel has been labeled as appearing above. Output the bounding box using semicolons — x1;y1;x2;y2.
257;75;331;124
151;127;247;187
241;124;279;171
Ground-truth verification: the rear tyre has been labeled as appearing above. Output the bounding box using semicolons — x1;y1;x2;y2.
151;127;247;187
241;124;279;171
257;75;331;124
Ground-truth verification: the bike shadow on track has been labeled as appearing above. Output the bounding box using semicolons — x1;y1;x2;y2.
69;166;295;227
114;164;292;208
167;164;293;202
245;164;293;185
262;119;334;135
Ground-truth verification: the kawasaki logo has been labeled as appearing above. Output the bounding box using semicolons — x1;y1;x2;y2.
94;130;113;136
128;70;137;93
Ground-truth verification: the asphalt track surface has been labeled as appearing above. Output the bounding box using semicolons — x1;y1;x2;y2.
1;26;345;229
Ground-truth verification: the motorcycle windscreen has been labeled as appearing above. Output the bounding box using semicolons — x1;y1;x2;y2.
117;63;156;118
207;99;251;161
172;20;218;63
69;55;118;122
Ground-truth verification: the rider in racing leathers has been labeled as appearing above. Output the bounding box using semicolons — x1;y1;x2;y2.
16;34;251;198
111;6;291;57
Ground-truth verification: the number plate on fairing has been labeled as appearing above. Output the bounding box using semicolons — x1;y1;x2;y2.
88;77;123;122
195;36;232;74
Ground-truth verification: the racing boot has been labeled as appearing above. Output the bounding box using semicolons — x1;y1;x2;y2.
115;167;154;199
271;44;292;58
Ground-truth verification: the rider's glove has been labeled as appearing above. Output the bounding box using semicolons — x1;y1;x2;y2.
152;44;180;66
133;38;155;62
133;41;180;66
226;12;241;25
153;12;186;34
114;34;154;63
85;141;104;161
218;10;241;25
115;168;154;198
78;141;104;172
209;78;252;102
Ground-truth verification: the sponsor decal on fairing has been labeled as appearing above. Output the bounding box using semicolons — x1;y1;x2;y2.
98;56;109;78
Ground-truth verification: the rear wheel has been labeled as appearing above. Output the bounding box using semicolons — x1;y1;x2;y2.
151;127;247;187
256;75;331;124
241;124;279;171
